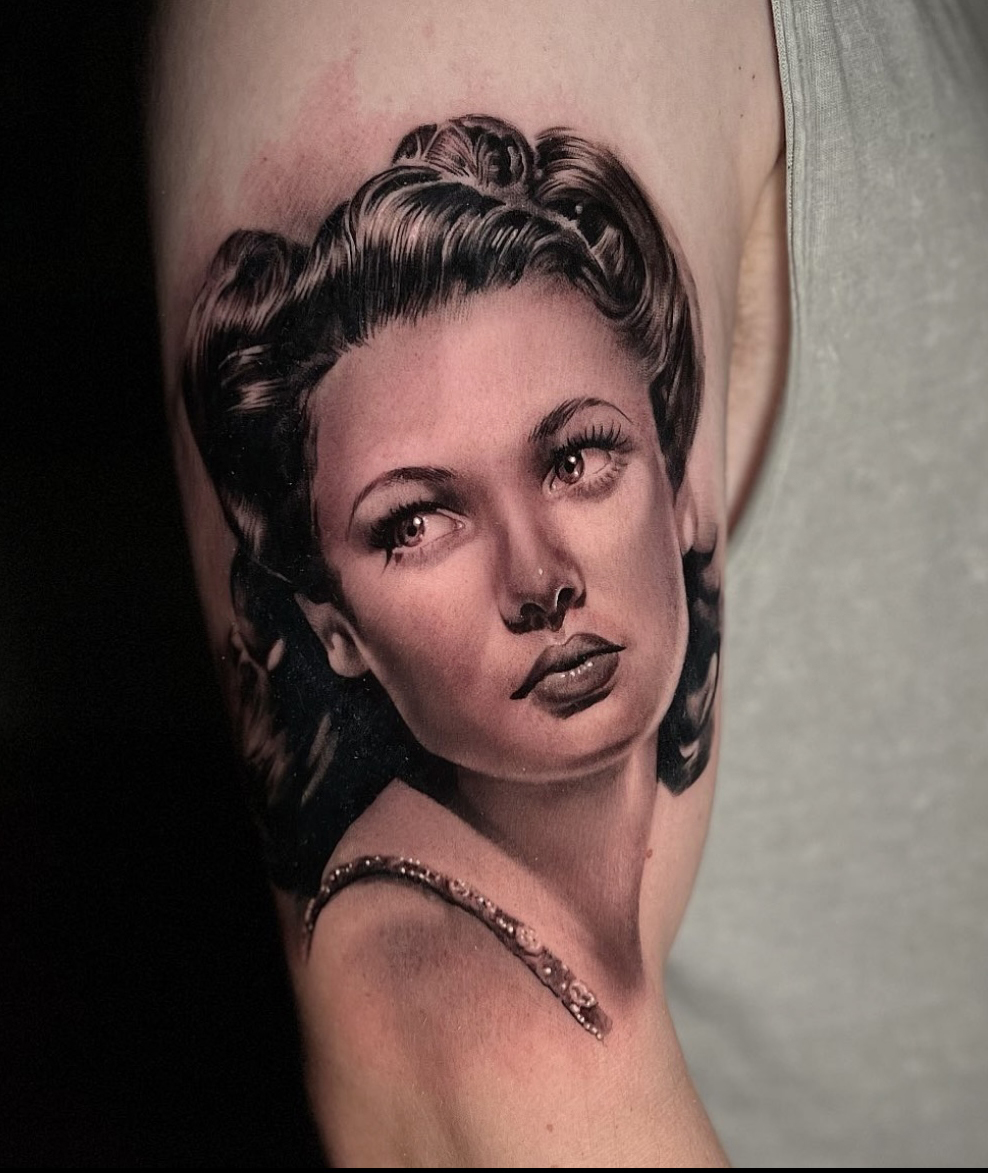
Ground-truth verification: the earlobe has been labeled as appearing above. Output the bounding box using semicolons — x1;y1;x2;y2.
675;475;698;554
323;627;369;678
296;596;369;679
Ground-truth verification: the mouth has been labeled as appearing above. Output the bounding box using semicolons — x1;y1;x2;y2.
510;633;625;715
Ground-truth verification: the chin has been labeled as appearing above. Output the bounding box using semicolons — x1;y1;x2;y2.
455;693;660;786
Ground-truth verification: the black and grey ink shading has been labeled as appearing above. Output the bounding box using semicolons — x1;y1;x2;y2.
304;855;612;1040
182;115;720;899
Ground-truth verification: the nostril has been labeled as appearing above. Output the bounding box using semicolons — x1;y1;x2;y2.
519;603;547;631
555;586;576;613
545;586;579;632
505;584;582;635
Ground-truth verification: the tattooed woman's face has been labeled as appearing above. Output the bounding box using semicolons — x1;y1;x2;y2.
305;280;690;785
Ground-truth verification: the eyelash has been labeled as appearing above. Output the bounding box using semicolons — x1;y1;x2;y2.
547;422;633;490
368;498;445;561
367;423;634;561
550;421;632;465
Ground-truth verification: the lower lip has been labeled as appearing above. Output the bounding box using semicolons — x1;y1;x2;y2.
529;651;621;713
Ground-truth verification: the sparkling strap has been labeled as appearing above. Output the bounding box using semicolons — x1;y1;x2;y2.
304;854;611;1040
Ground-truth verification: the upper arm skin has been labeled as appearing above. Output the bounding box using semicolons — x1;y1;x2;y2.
304;881;716;1168
150;1;783;1164
303;883;565;1166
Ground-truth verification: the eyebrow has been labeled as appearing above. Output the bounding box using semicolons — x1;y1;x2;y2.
348;466;455;530
528;396;633;445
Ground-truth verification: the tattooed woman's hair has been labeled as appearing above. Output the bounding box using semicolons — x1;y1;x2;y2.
183;115;720;894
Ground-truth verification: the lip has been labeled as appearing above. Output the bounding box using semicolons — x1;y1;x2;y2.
510;633;625;705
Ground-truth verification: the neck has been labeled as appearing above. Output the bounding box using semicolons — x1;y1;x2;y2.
452;742;657;991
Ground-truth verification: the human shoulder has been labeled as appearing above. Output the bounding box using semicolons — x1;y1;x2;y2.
305;868;554;1055
301;874;571;1164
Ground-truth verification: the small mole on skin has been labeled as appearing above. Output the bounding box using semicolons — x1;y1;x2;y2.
546;1122;554;1132
645;847;654;860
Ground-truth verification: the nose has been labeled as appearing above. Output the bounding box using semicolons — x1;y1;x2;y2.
496;507;585;635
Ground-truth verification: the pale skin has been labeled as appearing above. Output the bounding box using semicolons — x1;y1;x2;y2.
151;1;787;1165
301;277;691;985
294;286;714;1166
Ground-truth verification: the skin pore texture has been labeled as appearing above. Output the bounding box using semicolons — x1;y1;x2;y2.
300;280;691;1006
304;283;689;788
294;278;720;1167
151;1;786;1165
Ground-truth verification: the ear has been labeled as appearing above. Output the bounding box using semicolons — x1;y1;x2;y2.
674;473;698;554
296;596;369;679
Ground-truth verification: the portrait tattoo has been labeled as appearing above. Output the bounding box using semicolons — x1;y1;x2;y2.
182;115;720;1039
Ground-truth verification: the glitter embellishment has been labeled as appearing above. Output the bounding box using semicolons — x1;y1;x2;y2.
514;924;541;954
304;854;611;1041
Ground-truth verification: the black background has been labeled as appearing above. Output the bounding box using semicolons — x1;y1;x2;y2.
2;5;324;1165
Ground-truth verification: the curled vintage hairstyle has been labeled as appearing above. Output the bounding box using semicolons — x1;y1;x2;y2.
183;115;720;895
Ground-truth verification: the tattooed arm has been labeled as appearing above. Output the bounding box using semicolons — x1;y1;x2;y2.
150;1;783;1165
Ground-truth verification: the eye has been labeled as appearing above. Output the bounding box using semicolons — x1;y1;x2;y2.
369;504;463;562
548;448;612;491
395;513;428;547
545;422;633;496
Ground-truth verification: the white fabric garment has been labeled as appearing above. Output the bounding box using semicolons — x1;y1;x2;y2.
668;2;988;1165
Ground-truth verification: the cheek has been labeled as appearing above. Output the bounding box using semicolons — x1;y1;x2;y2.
632;480;688;651
342;563;493;724
576;464;680;592
577;466;687;689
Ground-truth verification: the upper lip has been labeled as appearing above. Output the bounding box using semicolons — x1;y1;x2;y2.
510;633;625;700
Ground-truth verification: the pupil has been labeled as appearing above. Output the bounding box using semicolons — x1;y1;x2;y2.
560;452;584;483
402;515;425;544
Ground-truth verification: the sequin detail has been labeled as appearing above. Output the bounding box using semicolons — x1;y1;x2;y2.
304;855;611;1040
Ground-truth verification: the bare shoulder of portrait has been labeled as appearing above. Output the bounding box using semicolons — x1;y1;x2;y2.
181;113;721;1080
